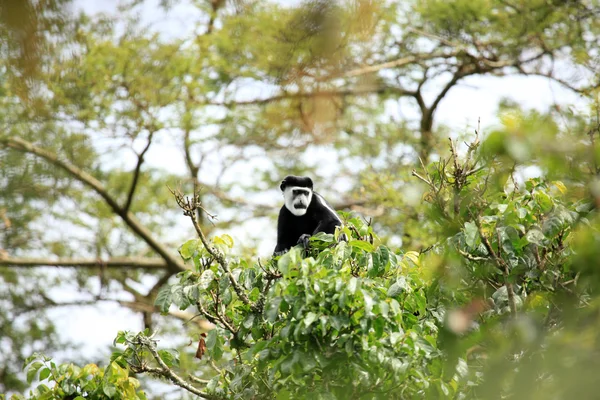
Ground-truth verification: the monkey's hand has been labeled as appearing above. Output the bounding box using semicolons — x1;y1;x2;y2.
297;234;311;249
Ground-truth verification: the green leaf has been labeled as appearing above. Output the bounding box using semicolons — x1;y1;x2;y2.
403;251;420;266
390;299;401;315
278;249;298;276
38;367;50;381
158;349;179;368
206;329;218;351
171;285;190;310
178;239;200;260
362;290;374;315
526;228;546;247
154;285;172;313
266;297;282;323
113;331;127;345
304;312;317;327
534;190;553;212
36;384;50;394
221;234;234;247
243;314;255;329
26;361;43;384
221;288;232;306
373;317;385;338
207;376;220;392
387;282;403;297
348;240;374;252
312;231;335;243
183;284;199;303
379;301;390;318
299;352;317;372
464;222;479;248
517;207;528;219
199;269;215;289
390;331;404;345
103;383;117;398
347;277;358;295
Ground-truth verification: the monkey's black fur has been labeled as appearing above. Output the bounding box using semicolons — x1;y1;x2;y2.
273;175;342;255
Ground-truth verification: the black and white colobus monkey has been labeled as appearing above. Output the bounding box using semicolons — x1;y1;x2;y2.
273;175;343;255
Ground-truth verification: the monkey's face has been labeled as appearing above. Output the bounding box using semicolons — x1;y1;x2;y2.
283;186;313;216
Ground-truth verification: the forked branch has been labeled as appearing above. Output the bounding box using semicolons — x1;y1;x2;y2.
0;136;186;272
129;334;217;399
170;186;254;309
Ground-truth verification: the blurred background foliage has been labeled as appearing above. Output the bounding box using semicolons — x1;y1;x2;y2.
1;0;600;398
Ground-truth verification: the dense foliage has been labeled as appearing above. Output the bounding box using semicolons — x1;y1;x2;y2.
15;120;600;398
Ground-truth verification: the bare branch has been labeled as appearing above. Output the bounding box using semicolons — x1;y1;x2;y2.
0;136;187;272
429;65;470;118
210;86;409;107
328;50;462;80
125;131;155;213
411;170;433;187
0;257;168;269
512;67;597;94
183;128;200;178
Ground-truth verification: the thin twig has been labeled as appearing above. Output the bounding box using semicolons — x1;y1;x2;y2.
197;301;236;335
411;170;433;186
189;375;211;385
457;249;490;262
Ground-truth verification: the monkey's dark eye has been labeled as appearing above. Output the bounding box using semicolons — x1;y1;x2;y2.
293;189;309;196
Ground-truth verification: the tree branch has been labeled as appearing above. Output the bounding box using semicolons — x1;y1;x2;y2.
196;299;236;335
16;296;214;330
0;257;168;269
210;86;409;107
189;207;253;308
132;335;217;399
125;131;155;213
183;129;200;179
171;188;254;309
325;50;462;80
429;67;468;118
0;136;187;272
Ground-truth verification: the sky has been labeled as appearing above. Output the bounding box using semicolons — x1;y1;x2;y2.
42;0;593;383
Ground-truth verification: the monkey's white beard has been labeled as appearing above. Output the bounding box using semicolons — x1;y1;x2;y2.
283;186;313;217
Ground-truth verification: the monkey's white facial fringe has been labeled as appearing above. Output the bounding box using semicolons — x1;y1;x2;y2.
283;186;313;217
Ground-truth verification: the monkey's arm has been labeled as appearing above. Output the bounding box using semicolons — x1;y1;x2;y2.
312;217;341;236
313;213;347;243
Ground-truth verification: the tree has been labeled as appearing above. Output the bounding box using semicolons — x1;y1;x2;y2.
1;0;599;395
17;115;600;398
